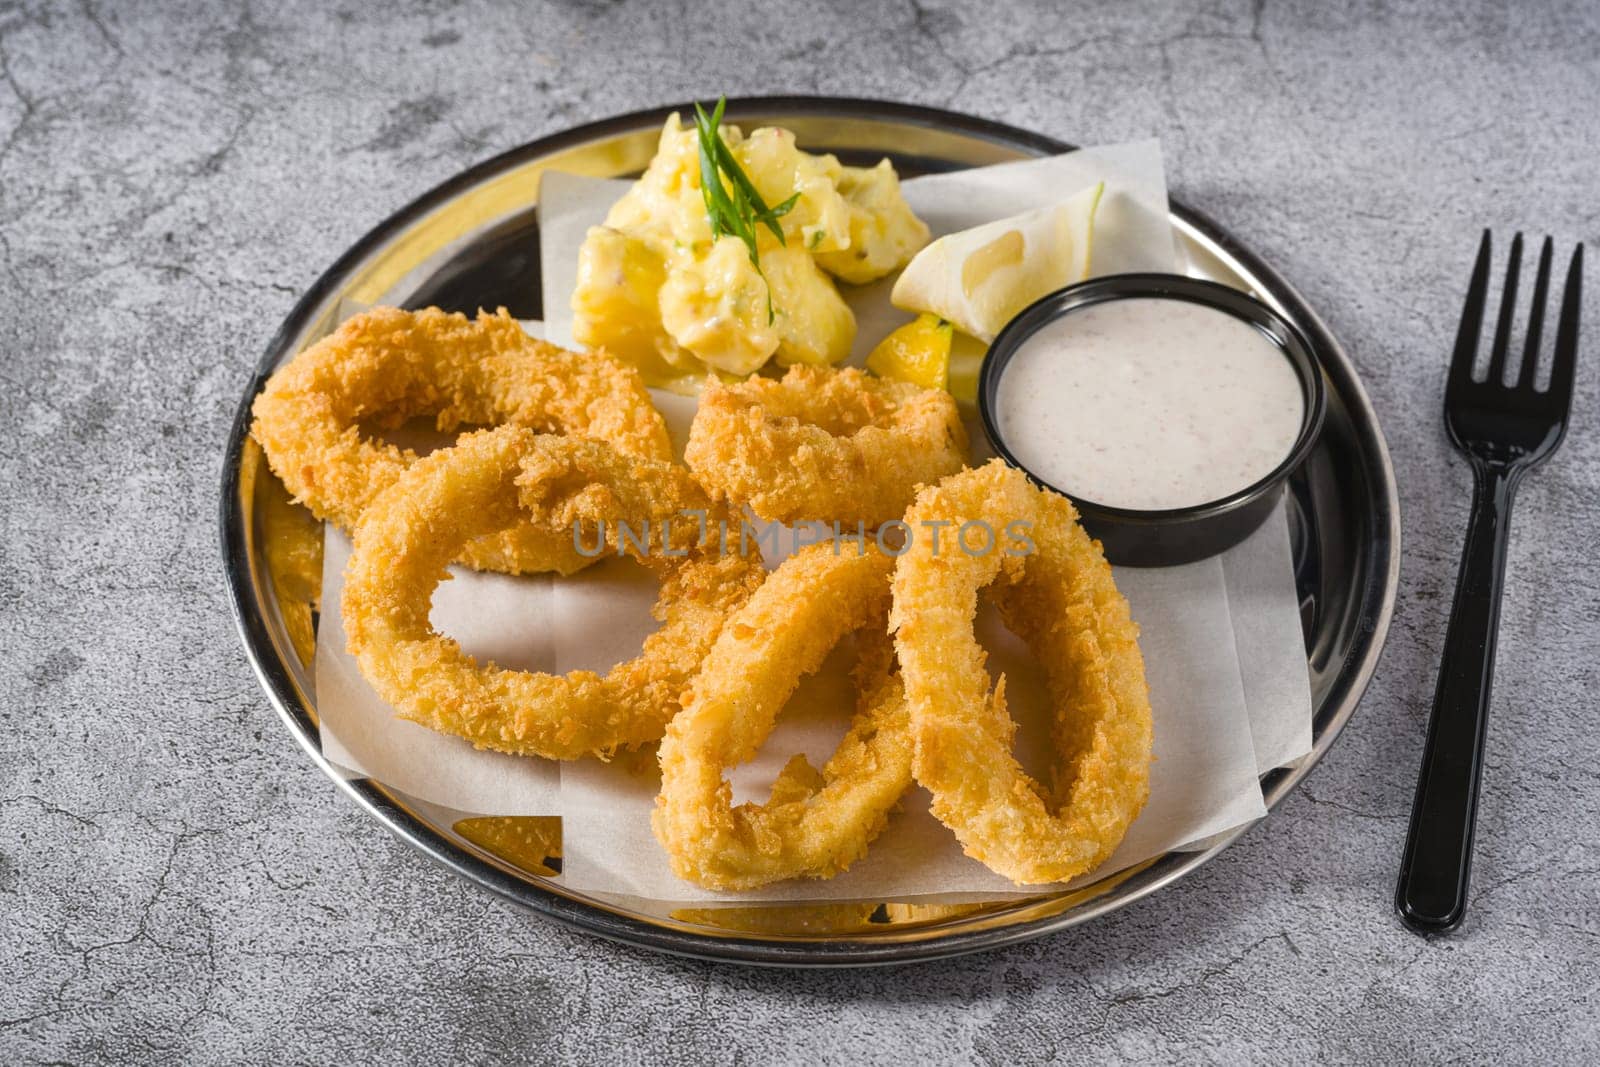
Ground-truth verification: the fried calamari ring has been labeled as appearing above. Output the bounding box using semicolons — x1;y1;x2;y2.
653;544;913;890
684;364;968;526
889;461;1153;885
251;306;672;575
341;425;763;759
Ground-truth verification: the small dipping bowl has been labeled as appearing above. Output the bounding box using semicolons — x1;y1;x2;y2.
978;274;1327;567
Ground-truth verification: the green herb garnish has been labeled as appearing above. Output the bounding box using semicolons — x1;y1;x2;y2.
693;97;799;322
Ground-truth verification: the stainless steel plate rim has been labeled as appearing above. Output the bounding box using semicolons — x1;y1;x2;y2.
220;96;1401;966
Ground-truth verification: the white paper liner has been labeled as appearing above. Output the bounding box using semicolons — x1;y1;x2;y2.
307;138;1313;905
1222;499;1317;775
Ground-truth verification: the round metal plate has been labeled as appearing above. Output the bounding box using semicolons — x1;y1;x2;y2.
220;97;1400;966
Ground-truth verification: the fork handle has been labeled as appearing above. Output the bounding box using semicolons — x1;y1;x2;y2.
1396;463;1519;934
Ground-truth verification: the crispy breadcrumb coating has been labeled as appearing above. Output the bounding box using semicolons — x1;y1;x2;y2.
341;426;762;759
889;461;1153;884
653;545;913;889
685;364;968;527
251;306;672;575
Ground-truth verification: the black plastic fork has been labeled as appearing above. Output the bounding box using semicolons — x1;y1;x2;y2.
1395;231;1584;934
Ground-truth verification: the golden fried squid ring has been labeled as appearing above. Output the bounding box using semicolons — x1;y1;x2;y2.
251;306;672;575
684;364;968;527
889;461;1153;885
341;426;763;759
653;544;914;890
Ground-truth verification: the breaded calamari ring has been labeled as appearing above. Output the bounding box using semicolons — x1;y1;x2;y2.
889;461;1153;885
251;306;672;575
653;544;913;890
684;364;968;527
341;426;763;759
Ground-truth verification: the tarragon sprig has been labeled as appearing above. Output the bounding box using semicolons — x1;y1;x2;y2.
693;97;799;321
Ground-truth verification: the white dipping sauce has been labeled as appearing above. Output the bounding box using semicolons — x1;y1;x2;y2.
994;298;1304;510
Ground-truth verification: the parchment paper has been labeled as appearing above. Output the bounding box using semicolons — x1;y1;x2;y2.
534;142;1311;901
308;139;1313;901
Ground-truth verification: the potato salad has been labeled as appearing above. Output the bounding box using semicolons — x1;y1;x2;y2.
572;111;928;388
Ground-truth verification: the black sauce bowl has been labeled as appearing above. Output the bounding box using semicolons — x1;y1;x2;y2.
978;274;1328;567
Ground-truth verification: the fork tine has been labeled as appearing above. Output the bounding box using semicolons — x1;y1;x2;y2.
1449;230;1492;395
1545;243;1584;402
1486;233;1523;385
1514;237;1554;390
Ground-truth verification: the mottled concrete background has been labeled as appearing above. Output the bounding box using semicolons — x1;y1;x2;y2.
2;0;1597;1062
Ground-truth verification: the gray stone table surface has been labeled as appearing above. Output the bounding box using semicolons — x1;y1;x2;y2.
2;0;1597;1062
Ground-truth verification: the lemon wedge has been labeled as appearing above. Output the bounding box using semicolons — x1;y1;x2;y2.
890;182;1104;343
866;313;953;390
